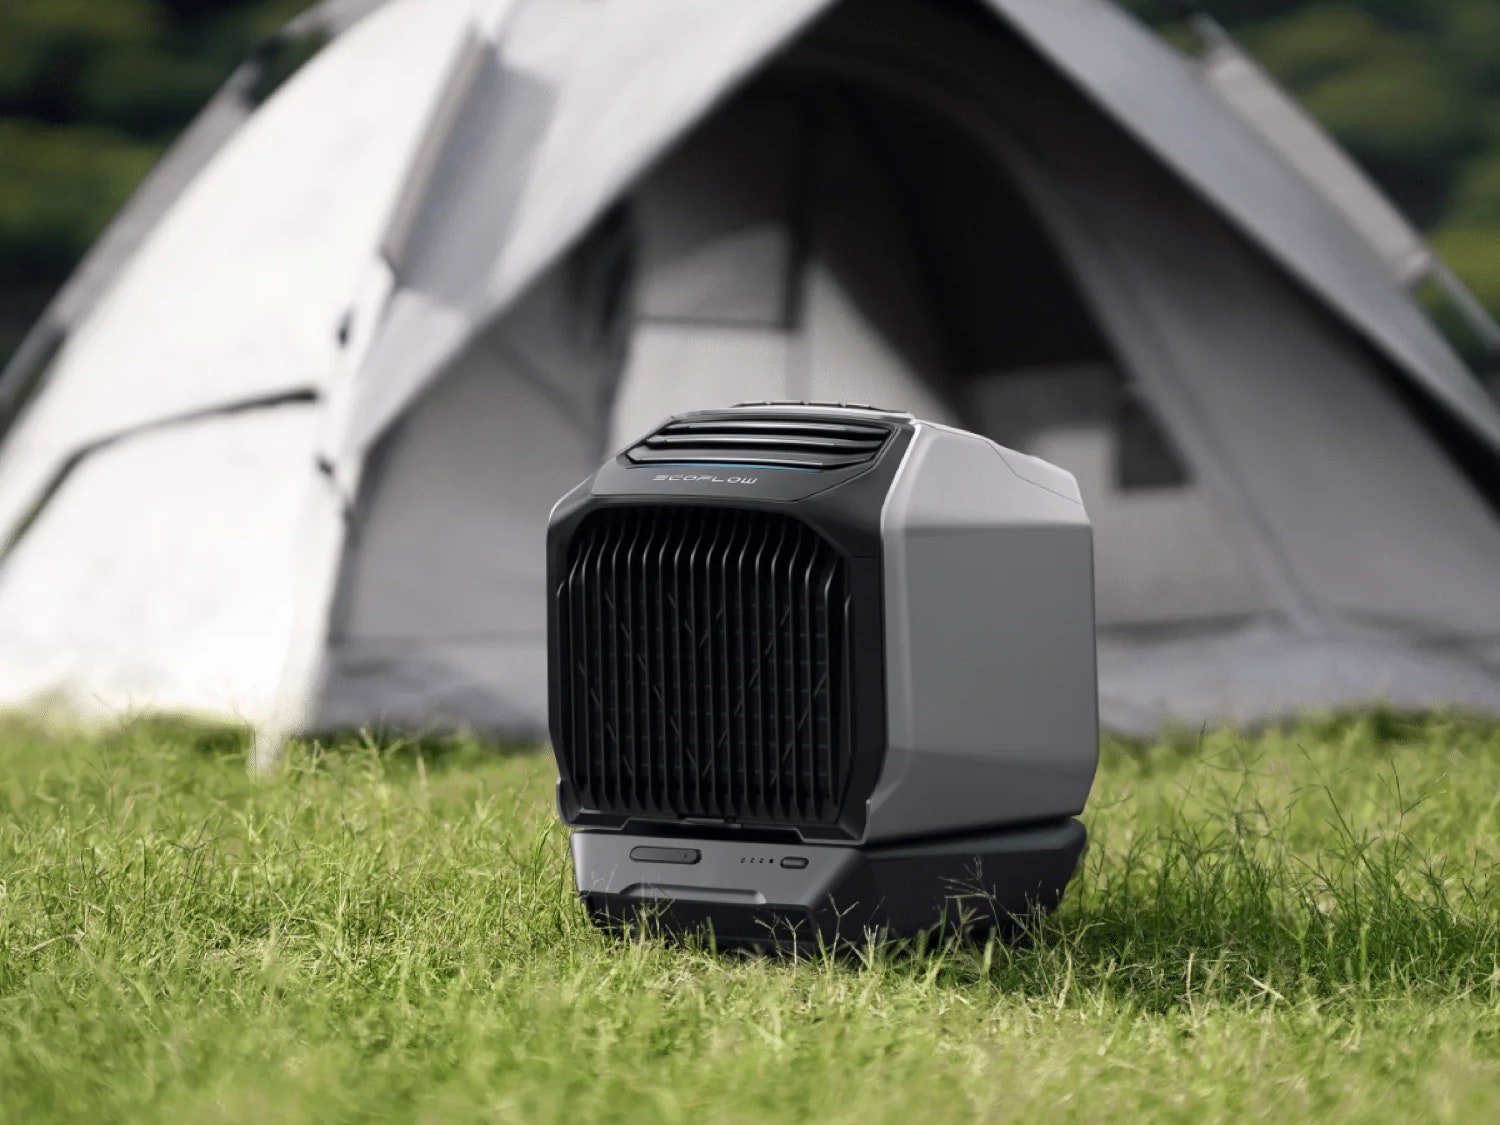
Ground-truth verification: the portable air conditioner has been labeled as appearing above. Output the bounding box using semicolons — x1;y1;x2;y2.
547;402;1098;952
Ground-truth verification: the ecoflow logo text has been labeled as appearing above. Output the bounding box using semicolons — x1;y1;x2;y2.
653;473;759;484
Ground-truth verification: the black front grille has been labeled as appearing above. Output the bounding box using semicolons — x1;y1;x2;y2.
556;505;853;827
626;416;891;470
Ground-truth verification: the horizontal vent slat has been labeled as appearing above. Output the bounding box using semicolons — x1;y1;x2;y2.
628;449;876;470
644;435;884;453
660;420;890;439
627;413;892;472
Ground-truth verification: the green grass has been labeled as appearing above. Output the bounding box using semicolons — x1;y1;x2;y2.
3;713;1500;1123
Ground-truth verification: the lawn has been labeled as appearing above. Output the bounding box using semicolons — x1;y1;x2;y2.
2;713;1499;1123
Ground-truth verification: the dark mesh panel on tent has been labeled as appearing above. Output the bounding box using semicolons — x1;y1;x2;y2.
612;80;964;447
633;92;800;328
836;83;1111;376
798;91;959;417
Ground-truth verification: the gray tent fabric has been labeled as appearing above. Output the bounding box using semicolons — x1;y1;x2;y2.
981;0;1500;456
336;0;836;463
1197;18;1500;352
306;0;1500;737
1194;22;1434;287
2;0;1499;743
314;215;632;736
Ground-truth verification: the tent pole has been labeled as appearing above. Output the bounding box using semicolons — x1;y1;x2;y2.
249;469;353;776
1430;261;1500;356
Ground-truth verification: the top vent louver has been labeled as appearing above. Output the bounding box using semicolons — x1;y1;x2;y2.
626;415;892;471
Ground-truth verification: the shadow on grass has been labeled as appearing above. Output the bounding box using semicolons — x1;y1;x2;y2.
875;782;1500;1011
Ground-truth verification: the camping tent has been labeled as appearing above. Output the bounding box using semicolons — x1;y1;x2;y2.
2;0;1499;756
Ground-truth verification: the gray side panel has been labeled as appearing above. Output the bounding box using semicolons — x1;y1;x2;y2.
868;425;1097;843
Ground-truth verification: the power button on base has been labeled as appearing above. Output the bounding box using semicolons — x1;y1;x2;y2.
780;856;809;869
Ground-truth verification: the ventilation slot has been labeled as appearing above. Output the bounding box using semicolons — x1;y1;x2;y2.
626;417;890;470
557;506;853;828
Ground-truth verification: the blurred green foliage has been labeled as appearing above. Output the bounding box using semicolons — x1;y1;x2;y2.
1;0;1499;371
1126;0;1500;367
0;118;156;282
0;0;303;357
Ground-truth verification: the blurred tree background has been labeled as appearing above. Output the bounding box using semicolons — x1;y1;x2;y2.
2;0;1499;375
1129;0;1500;374
0;0;305;362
